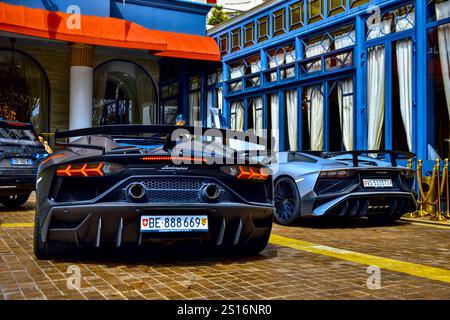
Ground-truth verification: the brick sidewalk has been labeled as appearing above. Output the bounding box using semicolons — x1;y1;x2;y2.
1;198;450;300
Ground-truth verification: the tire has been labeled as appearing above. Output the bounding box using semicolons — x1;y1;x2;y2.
0;192;31;209
34;213;75;260
273;177;302;225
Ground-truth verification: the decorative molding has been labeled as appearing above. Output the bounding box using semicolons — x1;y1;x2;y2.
70;43;93;67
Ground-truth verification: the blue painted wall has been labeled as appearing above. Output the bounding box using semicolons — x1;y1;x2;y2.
2;0;110;16
3;0;212;35
110;0;211;36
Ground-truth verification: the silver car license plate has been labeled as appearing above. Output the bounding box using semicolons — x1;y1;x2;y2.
11;158;34;166
363;179;393;188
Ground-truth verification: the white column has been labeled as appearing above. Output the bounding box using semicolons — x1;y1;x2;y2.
69;44;94;130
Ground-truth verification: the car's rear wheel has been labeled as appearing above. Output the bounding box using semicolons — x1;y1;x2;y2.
34;213;75;260
0;192;31;209
274;177;302;225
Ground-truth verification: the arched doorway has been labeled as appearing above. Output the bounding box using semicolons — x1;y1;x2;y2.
93;60;158;126
0;49;50;134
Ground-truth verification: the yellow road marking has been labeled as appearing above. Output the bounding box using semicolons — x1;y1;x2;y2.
270;234;450;284
0;222;34;228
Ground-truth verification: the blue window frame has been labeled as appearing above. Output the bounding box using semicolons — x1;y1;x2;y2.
289;1;304;31
272;8;286;37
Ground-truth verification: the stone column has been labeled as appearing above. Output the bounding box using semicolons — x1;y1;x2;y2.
69;43;94;130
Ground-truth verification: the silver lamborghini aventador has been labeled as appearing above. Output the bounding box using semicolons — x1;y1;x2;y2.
271;150;417;225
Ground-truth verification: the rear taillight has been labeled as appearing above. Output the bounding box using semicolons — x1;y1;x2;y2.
56;162;124;177
319;170;355;178
221;165;271;181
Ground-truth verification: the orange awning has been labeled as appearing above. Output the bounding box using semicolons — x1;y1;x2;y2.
153;30;221;62
0;2;220;62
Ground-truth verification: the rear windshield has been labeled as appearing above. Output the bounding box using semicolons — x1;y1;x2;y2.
0;127;40;146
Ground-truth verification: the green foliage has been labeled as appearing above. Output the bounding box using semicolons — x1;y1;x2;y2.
208;6;229;26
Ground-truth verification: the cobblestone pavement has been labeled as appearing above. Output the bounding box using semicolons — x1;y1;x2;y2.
0;195;449;300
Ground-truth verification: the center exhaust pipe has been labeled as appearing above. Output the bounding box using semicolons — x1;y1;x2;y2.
128;183;146;201
201;184;220;202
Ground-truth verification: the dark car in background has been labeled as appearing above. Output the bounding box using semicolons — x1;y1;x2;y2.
34;125;274;259
0;120;47;208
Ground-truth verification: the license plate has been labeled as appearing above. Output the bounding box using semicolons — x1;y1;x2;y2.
363;179;393;188
11;158;34;166
140;215;209;233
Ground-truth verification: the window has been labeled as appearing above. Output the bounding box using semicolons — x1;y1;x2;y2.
248;97;264;137
161;83;179;125
428;22;450;159
302;85;324;151
219;34;229;55
285;89;298;151
258;16;270;43
350;0;369;9
189;75;201;126
0;49;49;134
366;4;415;40
207;69;223;129
268;93;280;151
93;60;158;126
366;37;413;152
266;44;296;82
244;22;255;47
328;79;354;151
230;100;244;131
228;55;261;92
301;25;355;74
328;0;346;17
289;1;304;31
427;0;450;22
272;9;286;37
307;0;323;24
231;28;241;52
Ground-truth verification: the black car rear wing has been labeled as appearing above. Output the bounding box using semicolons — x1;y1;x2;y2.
305;150;415;167
54;125;273;155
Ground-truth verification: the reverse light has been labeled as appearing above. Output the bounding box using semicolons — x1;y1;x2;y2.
56;162;124;177
319;170;355;178
221;166;271;181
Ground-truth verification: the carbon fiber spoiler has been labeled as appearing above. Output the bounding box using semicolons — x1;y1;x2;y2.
305;150;415;167
54;125;273;155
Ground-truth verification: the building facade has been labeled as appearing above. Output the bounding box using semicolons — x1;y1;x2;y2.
206;0;450;170
0;0;220;141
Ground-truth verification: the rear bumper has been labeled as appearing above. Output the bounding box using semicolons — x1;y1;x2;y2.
311;191;417;218
39;202;273;248
0;171;36;195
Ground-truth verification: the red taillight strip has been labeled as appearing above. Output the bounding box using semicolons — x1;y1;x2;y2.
56;163;105;177
237;166;268;180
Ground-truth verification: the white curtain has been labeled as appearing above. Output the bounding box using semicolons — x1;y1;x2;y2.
207;90;214;128
396;15;414;151
307;86;324;151
189;91;200;126
367;21;391;150
335;34;355;151
252;97;263;137
270;93;280;152
436;1;450;119
367;45;386;151
286;90;298;151
231;101;244;131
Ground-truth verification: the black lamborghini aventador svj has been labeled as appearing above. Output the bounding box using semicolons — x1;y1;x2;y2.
33;125;274;259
